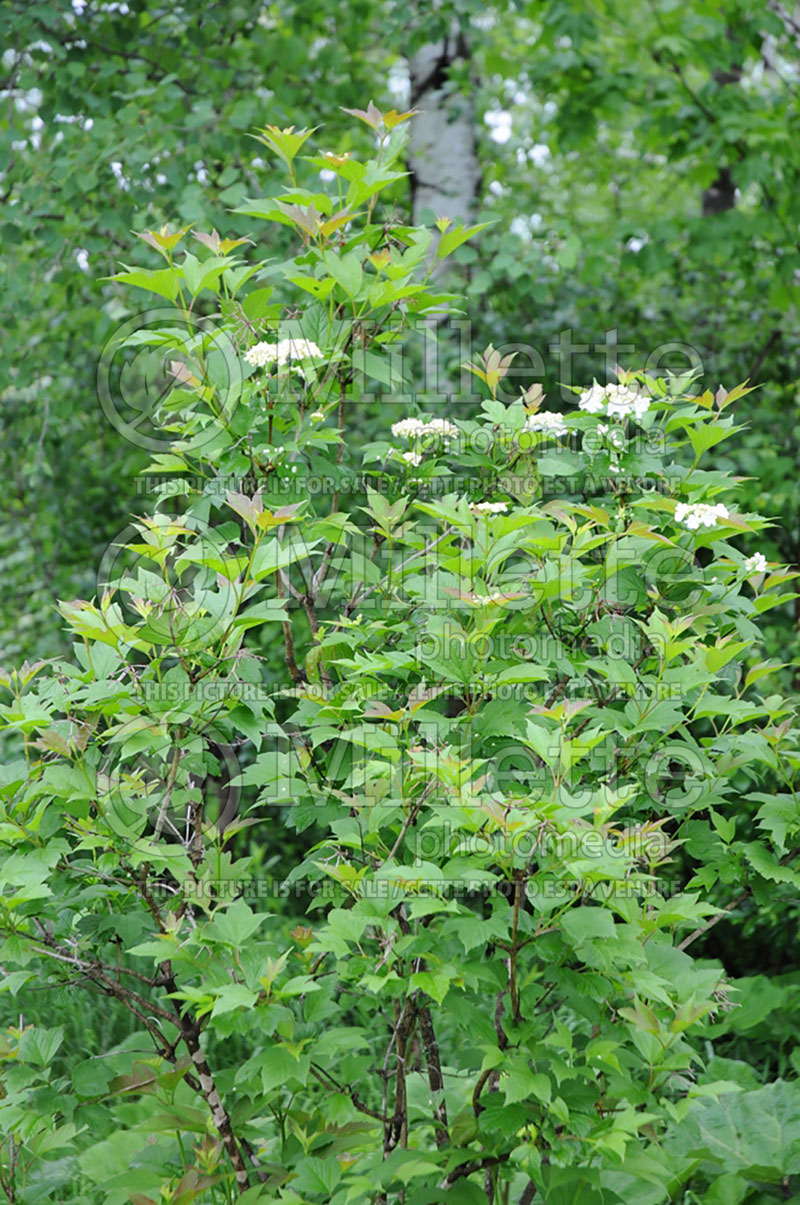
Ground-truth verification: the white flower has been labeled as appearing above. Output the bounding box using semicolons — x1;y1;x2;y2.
578;381;607;414
744;552;768;573
597;423;609;435
470;501;508;515
423;417;459;441
310;410;325;421
391;417;429;440
605;384;651;421
245;341;280;368
401;451;423;467
674;501;730;530
391;416;459;443
278;338;323;361
245;338;323;369
578;380;651;420
524;410;568;437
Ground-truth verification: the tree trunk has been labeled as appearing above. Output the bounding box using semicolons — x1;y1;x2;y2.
702;51;742;215
406;25;481;399
407;29;481;228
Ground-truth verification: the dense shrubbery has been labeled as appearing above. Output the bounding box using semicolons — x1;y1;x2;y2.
2;116;800;1204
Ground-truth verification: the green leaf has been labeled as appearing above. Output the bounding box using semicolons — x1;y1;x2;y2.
437;221;493;259
666;1081;800;1182
211;984;258;1017
108;265;181;301
18;1025;64;1068
561;906;616;945
322;250;363;298
207;898;271;945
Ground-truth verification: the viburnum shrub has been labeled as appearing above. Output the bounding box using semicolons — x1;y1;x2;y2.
2;113;800;1204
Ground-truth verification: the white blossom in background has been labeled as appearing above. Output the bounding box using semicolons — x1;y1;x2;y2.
744;552;768;573
524;410;568;437
674;502;730;530
110;160;130;191
401;451;423;467
470;501;508;515
75;248;89;273
484;109;513;144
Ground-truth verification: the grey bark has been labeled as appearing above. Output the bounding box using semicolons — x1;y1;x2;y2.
407;29;481;227
406;26;481;397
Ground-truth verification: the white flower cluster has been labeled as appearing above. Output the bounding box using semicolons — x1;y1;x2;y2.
245;338;324;368
744;552;768;573
390;417;459;442
674;501;729;530
578;381;651;421
470;501;508;515
424;418;459;440
524;410;568;437
401;451;423;466
390;417;427;439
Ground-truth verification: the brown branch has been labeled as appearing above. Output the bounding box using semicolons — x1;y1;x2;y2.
442;1152;511;1188
137;868;251;1191
154;741;183;840
509;874;523;1023
26;924;175;1028
418;1002;449;1147
275;569;303;683
678;848;799;950
158;961;251;1193
383;996;417;1155
301;592;332;690
472;1067;494;1117
309;1062;383;1121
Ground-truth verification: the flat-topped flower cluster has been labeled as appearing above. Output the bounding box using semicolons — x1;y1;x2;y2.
674;501;729;530
524;411;569;436
245;338;324;368
579;380;652;421
390;417;459;442
470;501;508;515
